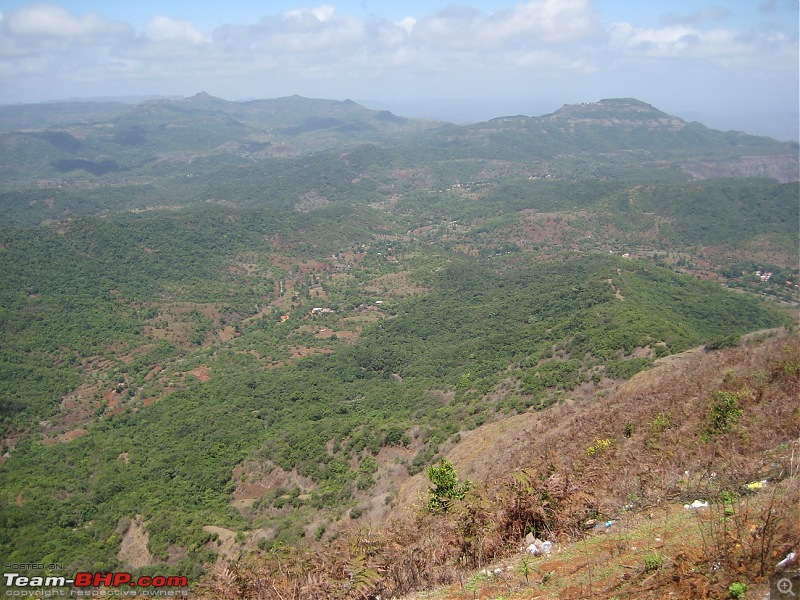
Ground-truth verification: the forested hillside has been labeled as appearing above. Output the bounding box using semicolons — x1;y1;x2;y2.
0;96;797;590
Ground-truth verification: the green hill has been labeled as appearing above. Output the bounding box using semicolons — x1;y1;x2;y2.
1;96;796;225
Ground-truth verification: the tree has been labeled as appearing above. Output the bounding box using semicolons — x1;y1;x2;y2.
426;458;471;513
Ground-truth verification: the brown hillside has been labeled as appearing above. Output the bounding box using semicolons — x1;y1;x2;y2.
393;330;799;518
195;331;799;599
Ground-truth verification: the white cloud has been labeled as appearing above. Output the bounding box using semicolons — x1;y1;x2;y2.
482;0;600;44
284;5;336;22
660;6;731;26
396;17;416;34
513;49;594;73
609;23;702;56
239;8;366;54
412;0;600;48
145;16;207;45
0;4;133;65
608;20;797;68
4;4;130;39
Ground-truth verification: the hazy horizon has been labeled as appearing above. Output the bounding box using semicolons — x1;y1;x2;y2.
1;1;797;140
7;91;796;143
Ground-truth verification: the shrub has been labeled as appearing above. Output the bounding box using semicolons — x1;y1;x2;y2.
705;335;740;351
728;582;747;598
706;391;743;436
643;552;662;572
651;412;671;432
587;438;613;457
427;458;471;513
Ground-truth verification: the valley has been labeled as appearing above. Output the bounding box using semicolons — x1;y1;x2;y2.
0;94;797;597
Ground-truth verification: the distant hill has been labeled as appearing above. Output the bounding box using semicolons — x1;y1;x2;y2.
0;93;441;164
0;95;796;194
0;101;134;130
0;92;420;132
405;98;798;182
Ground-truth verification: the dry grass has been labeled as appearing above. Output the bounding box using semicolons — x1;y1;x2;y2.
195;332;800;599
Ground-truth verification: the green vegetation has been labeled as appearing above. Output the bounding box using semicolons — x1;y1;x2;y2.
0;245;787;572
643;552;663;572
0;94;795;579
586;438;614;457
427;458;471;513
706;391;744;436
728;582;747;598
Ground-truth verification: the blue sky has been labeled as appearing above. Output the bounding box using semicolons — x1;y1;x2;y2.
1;1;797;139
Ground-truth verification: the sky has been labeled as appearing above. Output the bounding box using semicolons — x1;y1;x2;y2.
0;0;798;140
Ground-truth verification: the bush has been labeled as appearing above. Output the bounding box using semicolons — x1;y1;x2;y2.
605;357;651;380
705;335;740;351
706;391;743;436
643;552;662;572
587;438;613;457
427;458;471;513
728;582;747;598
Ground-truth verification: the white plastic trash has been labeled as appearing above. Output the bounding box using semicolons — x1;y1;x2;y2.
777;552;797;569
527;543;540;556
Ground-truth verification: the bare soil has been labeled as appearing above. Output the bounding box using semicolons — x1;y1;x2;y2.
118;516;154;569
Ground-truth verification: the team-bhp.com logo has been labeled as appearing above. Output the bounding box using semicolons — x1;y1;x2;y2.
4;572;188;596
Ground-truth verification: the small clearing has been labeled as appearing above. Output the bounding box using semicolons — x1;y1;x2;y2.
118;516;154;569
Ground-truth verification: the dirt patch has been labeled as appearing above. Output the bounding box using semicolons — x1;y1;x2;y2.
231;461;316;510
315;329;358;343
119;516;154;569
186;365;211;382
145;365;162;380
103;387;124;402
217;326;239;342
142;302;225;349
43;428;87;445
58;428;87;442
203;526;239;563
52;358;113;429
513;213;580;246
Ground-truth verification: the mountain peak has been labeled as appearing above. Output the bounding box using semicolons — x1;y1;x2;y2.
545;97;684;129
184;91;228;105
597;97;657;110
